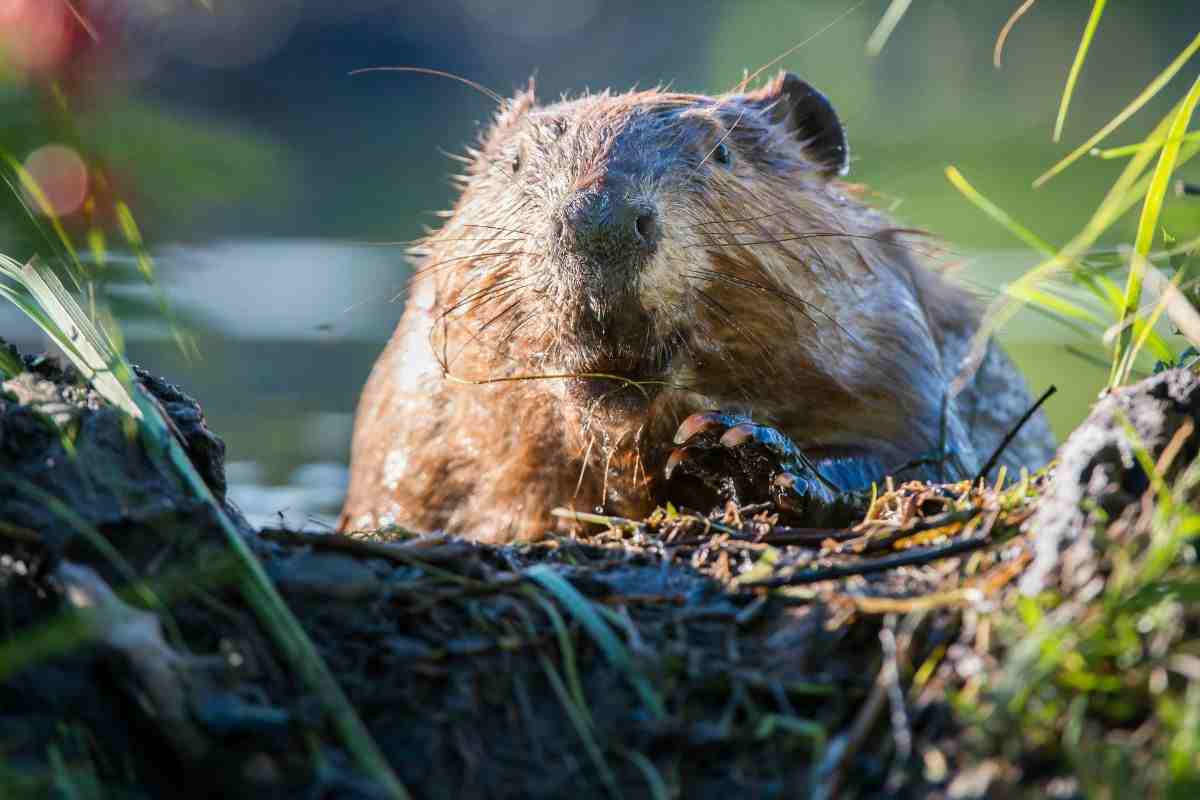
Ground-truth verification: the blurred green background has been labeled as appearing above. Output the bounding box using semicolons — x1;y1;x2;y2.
1;0;1198;526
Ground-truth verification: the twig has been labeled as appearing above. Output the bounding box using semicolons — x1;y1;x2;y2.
974;384;1057;482
830;508;980;556
259;528;475;567
756;527;858;546
742;536;992;588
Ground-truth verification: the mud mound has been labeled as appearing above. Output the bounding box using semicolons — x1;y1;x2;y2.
1;345;1197;798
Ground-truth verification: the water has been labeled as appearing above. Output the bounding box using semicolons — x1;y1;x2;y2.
227;459;348;530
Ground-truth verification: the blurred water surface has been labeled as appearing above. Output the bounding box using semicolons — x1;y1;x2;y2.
2;1;1198;527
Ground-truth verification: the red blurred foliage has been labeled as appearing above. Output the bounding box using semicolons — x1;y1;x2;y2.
0;0;125;98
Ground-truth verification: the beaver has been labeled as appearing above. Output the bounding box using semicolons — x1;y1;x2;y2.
339;72;1056;541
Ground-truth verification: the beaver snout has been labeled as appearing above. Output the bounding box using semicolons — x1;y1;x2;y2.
558;189;658;267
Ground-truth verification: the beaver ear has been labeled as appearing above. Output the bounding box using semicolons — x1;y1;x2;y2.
741;72;848;177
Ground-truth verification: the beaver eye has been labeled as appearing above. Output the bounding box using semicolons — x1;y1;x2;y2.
712;141;732;166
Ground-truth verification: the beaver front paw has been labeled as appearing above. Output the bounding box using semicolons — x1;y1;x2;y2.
662;411;840;517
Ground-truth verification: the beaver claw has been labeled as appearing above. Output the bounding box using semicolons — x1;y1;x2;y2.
663;411;839;515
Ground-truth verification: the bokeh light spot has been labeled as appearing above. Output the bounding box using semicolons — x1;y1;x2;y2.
23;144;89;218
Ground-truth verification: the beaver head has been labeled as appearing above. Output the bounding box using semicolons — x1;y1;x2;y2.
418;72;874;418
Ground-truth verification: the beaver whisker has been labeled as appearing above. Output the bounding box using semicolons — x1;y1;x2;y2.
500;310;545;350
686;231;876;249
359;237;528;248
689;231;944;260
691;287;778;380
431;307;531;375
573;434;597;500
439;275;531;320
407;251;542;292
460;223;536;237
656;295;760;394
347;65;504;105
683;210;795;228
478;300;524;337
681;265;823;326
685;261;863;345
695;108;748;172
434;299;533;366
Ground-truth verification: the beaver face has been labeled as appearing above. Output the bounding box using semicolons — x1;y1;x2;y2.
420;73;849;413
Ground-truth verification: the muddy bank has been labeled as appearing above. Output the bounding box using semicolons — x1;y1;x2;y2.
1;344;1197;798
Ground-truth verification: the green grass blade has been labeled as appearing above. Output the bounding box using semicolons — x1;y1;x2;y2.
1142;260;1200;352
536;653;620;798
1115;266;1182;383
112;202;199;360
944;166;1055;254
865;0;913;57
1;154;81;272
528;590;592;727
0;554;240;682
1091;130;1200;159
950;98;1198;386
0;255;140;418
1035;30;1200;187
0;342;21;378
1;478;181;637
1111;73;1200;386
1053;0;1107;142
621;750;671;800
526;565;666;720
1007;284;1108;329
945;166;1123;320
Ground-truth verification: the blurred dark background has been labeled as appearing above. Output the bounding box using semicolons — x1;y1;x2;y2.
2;0;1198;525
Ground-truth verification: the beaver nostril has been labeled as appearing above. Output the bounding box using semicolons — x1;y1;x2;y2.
635;212;656;243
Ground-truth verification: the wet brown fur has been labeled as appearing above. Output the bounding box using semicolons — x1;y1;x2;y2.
340;75;1055;541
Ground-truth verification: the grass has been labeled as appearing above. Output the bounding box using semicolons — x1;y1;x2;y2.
872;0;1200;390
958;437;1200;797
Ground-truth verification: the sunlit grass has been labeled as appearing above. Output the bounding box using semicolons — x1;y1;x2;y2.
1053;0;1107;143
1113;74;1200;385
975;426;1200;797
1035;30;1200;188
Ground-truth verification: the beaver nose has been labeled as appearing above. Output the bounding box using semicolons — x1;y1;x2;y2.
562;191;658;263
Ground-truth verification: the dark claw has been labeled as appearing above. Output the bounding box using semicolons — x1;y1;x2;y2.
662;411;826;512
673;411;734;444
663;446;691;480
661;411;874;524
718;422;757;447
